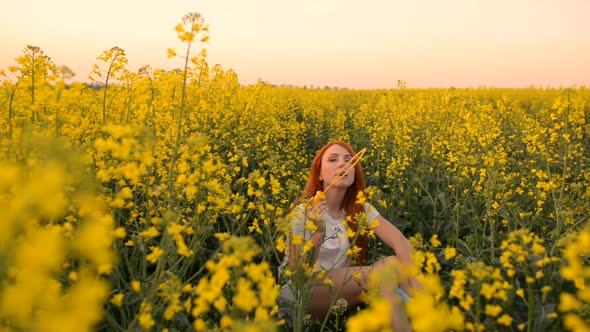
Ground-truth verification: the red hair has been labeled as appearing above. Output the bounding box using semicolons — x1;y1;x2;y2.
295;141;368;265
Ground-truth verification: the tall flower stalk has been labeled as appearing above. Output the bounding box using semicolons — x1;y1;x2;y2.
166;12;209;207
89;46;128;125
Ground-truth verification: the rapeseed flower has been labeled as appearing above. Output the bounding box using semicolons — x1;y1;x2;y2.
110;293;124;307
147;246;164;263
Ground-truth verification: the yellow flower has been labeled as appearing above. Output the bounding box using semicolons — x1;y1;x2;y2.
139;312;155;329
233;278;258;312
110;293;124;307
117;186;133;200
303;239;315;255
147;246;164;263
424;252;441;274
355;190;367;205
213;296;227;312
167;48;177;59
194;318;207;331
346;297;392;332
480;283;496;300
255;176;266;187
73;214;114;268
430;234;441;248
559;293;581;312
275;235;287;253
563;315;590;332
167;222;185;236
444;246;457;260
304;220;318;233
291;234;303;245
132;280;141;292
181;32;195;42
346;246;362;257
140;226;160;239
110;198;125;208
113;227;127;239
164;300;182;320
173;234;193;257
214;232;230;241
497;314;513;326
99;263;113;275
484;304;502;317
532;242;545;255
460;294;474;311
220;315;233;328
324;277;334;286
346;227;356;238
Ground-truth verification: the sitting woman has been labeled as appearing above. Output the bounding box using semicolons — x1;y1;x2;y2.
278;141;421;331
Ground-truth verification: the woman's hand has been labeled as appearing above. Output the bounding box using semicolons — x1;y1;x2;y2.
408;277;423;291
310;190;326;208
307;195;328;234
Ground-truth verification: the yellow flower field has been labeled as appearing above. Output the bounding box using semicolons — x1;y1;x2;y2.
1;12;589;332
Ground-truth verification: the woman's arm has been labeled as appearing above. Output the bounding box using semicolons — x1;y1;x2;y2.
373;215;422;290
373;215;413;265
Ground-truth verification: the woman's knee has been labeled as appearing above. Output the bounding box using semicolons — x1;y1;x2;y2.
371;255;399;269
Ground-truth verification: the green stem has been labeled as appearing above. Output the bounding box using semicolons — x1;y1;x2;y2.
103;65;112;125
526;282;534;332
549;102;569;257
167;30;193;211
474;291;481;331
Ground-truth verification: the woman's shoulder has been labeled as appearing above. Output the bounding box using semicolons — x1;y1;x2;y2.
363;202;381;218
362;201;376;210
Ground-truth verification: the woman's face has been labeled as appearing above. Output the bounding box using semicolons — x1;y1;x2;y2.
319;144;355;189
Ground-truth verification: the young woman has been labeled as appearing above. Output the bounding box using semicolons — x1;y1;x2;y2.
279;141;420;331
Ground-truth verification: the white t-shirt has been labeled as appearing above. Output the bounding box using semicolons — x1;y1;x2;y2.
279;202;380;276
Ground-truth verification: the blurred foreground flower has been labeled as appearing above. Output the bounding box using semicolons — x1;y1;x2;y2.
0;135;115;332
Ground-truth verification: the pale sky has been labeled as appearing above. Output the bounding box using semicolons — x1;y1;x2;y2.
1;0;589;89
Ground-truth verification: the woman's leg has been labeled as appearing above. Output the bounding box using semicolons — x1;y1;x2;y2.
307;256;411;331
306;265;365;318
